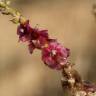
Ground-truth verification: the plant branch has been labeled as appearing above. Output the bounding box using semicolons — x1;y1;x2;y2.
0;1;96;96
0;0;26;24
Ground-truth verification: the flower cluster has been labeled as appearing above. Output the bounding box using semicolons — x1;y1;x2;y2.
17;20;70;70
17;20;49;53
0;1;96;95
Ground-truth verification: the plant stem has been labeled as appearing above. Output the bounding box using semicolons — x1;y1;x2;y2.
0;0;26;24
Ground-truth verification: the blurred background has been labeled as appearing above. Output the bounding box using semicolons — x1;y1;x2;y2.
0;0;96;96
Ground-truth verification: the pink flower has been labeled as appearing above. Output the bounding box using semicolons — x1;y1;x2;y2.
30;28;48;49
17;20;32;42
42;41;70;70
17;20;49;53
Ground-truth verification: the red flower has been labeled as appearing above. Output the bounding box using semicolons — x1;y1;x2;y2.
17;20;49;53
30;28;48;49
17;20;32;42
42;41;70;70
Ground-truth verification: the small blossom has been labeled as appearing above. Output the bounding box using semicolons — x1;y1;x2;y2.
30;28;48;49
17;20;32;42
83;81;96;93
17;20;48;43
17;20;49;53
42;41;70;70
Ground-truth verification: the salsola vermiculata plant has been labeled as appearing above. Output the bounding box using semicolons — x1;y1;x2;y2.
0;0;96;96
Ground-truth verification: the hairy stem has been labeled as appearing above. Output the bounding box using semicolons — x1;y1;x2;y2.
0;0;26;24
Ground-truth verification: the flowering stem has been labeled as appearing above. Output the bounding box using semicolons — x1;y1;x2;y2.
0;1;96;96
